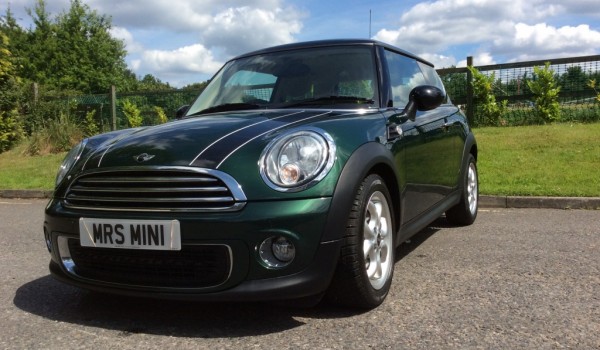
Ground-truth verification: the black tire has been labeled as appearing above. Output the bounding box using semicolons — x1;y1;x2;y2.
326;174;395;309
446;154;478;225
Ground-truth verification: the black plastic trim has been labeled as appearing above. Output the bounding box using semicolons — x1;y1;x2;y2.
320;142;399;242
49;239;342;302
457;132;478;188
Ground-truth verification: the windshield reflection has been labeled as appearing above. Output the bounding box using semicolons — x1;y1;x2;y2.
186;46;380;115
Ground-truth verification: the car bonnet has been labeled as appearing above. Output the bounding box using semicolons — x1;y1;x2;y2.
81;110;334;170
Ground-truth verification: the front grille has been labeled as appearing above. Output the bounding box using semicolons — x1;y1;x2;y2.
67;239;232;288
63;167;246;212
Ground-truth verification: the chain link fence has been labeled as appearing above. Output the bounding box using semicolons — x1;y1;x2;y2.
33;54;600;132
437;55;600;126
70;89;202;132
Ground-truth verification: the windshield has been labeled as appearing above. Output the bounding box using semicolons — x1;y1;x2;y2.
186;45;379;115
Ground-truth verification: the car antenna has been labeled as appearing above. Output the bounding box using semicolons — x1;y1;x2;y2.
369;9;372;38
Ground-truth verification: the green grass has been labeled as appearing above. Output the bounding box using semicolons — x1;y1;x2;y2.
1;123;599;196
475;123;600;196
0;143;65;190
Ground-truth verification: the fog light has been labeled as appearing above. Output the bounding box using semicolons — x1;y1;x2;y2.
259;236;296;268
272;237;295;262
44;227;52;252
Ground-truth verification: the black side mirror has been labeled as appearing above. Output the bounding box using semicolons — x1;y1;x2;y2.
175;105;190;119
404;85;445;120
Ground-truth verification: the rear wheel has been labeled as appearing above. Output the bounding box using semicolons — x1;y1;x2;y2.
326;174;395;309
446;154;478;225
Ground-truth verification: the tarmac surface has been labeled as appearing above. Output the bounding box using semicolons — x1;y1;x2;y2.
0;199;599;349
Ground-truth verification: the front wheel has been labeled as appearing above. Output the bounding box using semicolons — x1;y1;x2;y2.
446;154;478;225
326;174;395;309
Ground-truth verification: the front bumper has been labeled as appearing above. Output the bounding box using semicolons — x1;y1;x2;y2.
44;197;342;301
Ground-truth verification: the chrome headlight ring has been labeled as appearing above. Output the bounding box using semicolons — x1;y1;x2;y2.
259;128;336;192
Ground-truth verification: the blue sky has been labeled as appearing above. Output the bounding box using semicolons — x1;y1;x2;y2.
6;0;600;87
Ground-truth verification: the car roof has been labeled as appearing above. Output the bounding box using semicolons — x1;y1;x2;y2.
231;39;434;67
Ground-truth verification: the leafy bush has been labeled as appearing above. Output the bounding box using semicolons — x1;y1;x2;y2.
82;109;99;136
0;110;24;152
122;99;142;128
26;113;83;155
154;106;168;124
589;79;600;103
20;86;80;135
528;62;561;123
468;66;507;126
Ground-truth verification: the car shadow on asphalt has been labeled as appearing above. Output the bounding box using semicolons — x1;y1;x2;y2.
395;216;449;262
13;218;449;338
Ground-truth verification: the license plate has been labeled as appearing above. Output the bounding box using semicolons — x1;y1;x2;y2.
79;218;181;250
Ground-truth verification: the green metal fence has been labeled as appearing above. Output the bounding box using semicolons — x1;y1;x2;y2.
437;55;600;126
71;89;202;132
45;54;600;132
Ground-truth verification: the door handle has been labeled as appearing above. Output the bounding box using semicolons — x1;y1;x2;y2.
441;122;453;131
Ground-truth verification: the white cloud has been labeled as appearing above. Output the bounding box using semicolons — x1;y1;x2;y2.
558;0;600;17
107;1;285;28
104;1;303;85
474;52;495;66
140;44;222;75
495;23;600;59
374;0;600;66
135;44;224;87
109;26;143;53
418;53;458;69
202;6;302;56
8;0;599;87
88;1;214;32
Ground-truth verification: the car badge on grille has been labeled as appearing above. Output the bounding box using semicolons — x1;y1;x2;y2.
134;153;155;163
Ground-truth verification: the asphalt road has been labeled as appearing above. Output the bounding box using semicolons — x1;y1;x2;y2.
1;199;598;349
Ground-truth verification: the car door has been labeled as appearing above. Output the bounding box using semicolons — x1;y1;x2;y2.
383;50;458;223
418;61;464;185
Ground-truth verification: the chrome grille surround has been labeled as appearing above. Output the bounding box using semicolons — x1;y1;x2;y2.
62;166;247;212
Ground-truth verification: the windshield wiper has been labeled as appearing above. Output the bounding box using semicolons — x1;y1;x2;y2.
280;96;375;108
193;102;262;115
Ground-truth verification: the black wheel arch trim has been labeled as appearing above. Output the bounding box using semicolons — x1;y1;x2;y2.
458;132;478;187
321;142;400;243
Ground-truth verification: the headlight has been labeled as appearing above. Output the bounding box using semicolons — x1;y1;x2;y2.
56;139;87;187
260;129;336;192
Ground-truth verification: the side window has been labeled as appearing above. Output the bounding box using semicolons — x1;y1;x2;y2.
385;50;426;107
418;61;447;102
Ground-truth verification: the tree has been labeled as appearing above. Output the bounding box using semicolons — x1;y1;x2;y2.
181;80;210;91
439;69;467;101
4;0;130;94
20;0;58;86
137;74;172;91
0;32;24;152
0;7;27;71
559;66;587;93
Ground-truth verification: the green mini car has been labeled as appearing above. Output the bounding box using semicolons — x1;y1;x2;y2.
44;39;478;308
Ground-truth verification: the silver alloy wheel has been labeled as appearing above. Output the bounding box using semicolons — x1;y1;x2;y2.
363;190;393;290
467;162;478;215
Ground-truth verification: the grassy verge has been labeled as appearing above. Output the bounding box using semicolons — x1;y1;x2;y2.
0;143;65;190
1;123;599;196
475;123;600;196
